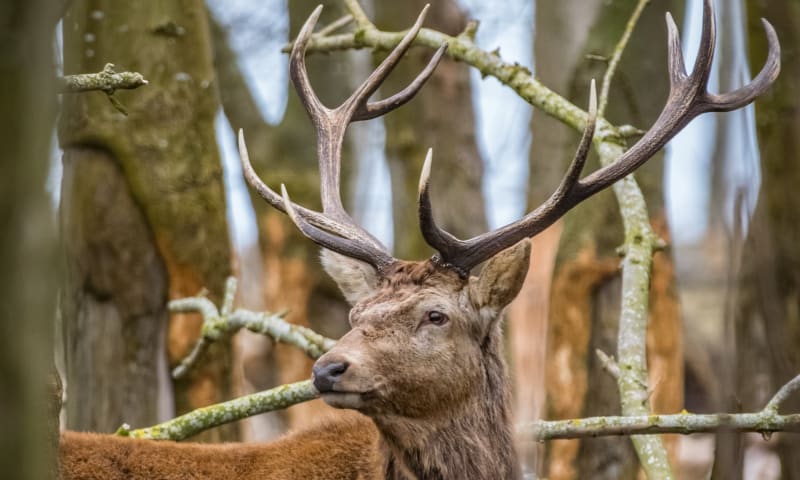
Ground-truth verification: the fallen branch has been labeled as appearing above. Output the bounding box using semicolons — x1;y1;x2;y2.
170;277;336;379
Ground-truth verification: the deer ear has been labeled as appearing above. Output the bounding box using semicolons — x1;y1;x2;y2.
470;239;531;316
321;249;380;305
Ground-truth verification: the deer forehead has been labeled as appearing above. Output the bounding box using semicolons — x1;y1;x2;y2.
352;282;474;327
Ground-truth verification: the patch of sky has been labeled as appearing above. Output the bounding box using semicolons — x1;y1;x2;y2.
459;0;535;229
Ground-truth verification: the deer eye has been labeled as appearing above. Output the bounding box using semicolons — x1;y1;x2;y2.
426;310;449;326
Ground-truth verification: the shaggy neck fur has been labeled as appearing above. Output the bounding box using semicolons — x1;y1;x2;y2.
374;326;519;480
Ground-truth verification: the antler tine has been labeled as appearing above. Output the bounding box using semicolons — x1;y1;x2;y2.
705;18;780;111
420;82;599;274
420;0;778;274
417;149;467;271
551;80;598;201
290;5;326;120
238;130;382;242
665;13;687;84
354;43;448;121
344;4;431;119
689;0;716;93
576;0;779;199
281;185;396;271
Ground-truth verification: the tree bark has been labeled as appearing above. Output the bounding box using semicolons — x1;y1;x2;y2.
213;0;356;431
736;2;800;478
59;0;234;440
373;0;487;260
0;2;60;478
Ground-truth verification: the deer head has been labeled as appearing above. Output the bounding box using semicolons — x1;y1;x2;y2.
239;0;778;474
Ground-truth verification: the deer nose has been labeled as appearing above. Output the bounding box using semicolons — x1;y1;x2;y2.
312;359;349;393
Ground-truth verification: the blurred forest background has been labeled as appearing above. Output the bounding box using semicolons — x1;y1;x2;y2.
2;0;798;478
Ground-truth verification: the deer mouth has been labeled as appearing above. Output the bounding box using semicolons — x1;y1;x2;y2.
320;390;374;410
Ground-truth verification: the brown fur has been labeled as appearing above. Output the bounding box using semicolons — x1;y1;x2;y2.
60;411;382;479
60;241;531;479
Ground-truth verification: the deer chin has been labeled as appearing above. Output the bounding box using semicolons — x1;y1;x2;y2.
320;391;370;410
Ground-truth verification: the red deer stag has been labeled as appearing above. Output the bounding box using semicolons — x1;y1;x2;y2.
60;1;779;478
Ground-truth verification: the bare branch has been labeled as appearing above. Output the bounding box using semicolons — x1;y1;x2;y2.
598;0;651;116
316;14;353;37
117;381;319;440
765;374;800;413
169;278;336;379
524;373;800;441
58;63;148;94
524;412;800;441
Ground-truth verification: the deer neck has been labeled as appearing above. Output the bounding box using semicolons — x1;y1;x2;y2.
374;329;519;480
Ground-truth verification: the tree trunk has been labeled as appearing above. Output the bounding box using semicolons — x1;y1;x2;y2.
0;2;60;478
529;1;684;478
374;0;487;260
59;0;234;441
213;0;357;432
736;2;800;478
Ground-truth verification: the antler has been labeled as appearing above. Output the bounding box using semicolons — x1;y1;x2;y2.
240;5;448;274
419;0;780;276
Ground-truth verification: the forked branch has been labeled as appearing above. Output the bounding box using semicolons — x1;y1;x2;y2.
170;277;335;380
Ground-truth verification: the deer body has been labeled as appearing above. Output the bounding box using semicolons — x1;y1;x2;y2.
60;413;383;479
59;1;779;479
60;252;528;480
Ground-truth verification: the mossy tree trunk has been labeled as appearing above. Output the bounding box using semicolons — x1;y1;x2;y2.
59;0;234;440
0;2;60;478
213;0;355;431
735;2;800;478
373;0;486;260
527;1;683;478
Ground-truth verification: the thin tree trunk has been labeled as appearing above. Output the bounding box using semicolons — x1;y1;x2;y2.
60;0;234;440
736;2;800;478
0;2;60;478
532;1;684;478
374;0;486;260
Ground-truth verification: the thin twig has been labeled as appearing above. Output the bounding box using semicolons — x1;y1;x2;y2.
598;0;651;117
316;14;354;37
765;374;800;413
596;349;621;380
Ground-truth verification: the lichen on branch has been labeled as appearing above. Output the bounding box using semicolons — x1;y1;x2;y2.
58;63;147;94
170;277;336;379
117;381;319;440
